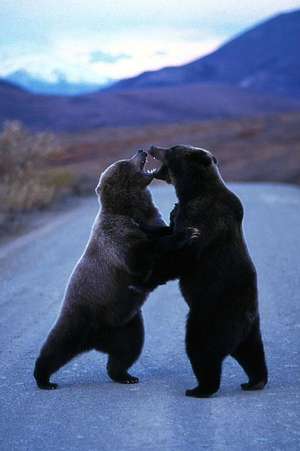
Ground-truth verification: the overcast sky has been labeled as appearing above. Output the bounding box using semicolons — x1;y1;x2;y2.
1;0;300;83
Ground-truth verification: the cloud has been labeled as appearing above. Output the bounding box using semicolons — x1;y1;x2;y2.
2;0;300;35
1;0;299;84
89;51;131;64
155;50;167;56
0;29;223;83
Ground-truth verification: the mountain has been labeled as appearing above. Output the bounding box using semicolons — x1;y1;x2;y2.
1;80;299;132
108;10;300;97
3;70;111;95
1;9;300;132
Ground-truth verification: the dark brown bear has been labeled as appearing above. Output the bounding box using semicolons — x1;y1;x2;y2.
148;144;268;398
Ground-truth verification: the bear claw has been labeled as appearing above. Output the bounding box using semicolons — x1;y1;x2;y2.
109;372;139;384
121;375;139;384
241;380;267;391
37;382;58;390
185;387;216;398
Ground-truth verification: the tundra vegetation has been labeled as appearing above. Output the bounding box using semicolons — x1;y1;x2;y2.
0;121;74;235
1;112;300;237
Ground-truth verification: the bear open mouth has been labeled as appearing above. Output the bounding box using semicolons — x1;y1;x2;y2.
143;154;161;177
133;150;152;174
144;150;171;182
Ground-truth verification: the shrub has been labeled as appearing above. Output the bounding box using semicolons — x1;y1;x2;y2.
0;121;73;220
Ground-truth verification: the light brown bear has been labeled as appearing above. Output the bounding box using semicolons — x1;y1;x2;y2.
34;150;168;389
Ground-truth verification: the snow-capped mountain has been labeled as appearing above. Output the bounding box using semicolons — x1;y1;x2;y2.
3;70;112;96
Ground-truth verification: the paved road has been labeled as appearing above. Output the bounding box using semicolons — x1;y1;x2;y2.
0;183;300;451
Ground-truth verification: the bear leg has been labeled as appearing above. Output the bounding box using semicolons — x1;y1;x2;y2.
185;313;225;398
107;357;139;384
231;319;268;391
185;351;223;398
105;312;144;384
34;317;89;390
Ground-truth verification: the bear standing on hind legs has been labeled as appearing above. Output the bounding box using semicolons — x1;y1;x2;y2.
148;144;268;398
34;150;172;390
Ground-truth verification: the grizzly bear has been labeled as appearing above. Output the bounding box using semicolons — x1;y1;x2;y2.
148;144;268;398
34;150;170;389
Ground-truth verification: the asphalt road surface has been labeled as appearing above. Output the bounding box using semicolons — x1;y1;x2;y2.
0;183;300;451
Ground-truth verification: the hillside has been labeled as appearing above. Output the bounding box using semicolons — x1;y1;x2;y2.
1;112;299;236
52;112;300;188
109;10;300;97
1;10;300;131
0;80;299;131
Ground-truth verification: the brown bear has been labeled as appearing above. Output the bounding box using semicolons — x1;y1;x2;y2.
34;150;169;389
147;144;268;398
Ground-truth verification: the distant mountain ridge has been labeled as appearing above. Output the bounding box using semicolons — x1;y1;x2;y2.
2;70;111;95
0;9;300;131
108;10;300;97
1;79;299;131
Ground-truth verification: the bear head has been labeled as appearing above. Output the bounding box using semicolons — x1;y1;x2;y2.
96;150;158;221
149;145;220;200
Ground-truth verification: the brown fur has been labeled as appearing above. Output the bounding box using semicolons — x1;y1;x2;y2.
34;151;165;389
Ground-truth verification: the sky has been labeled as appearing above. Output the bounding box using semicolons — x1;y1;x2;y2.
1;0;300;84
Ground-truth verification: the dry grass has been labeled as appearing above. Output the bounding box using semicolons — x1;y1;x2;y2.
0;121;75;232
54;111;300;189
1;112;300;237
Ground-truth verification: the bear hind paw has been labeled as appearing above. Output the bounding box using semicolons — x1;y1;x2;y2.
185;386;218;398
36;381;58;390
109;371;139;384
241;379;267;391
